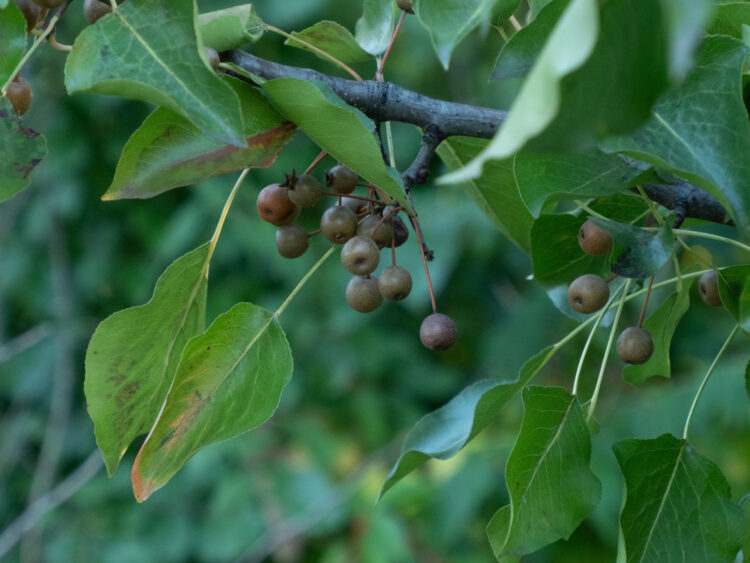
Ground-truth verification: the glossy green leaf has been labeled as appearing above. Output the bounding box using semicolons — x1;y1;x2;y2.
286;21;372;64
132;302;292;502
0;2;26;87
0;98;47;201
487;386;600;559
380;346;556;498
437;136;533;252
262;78;410;211
622;280;693;386
528;0;555;20
589;217;674;279
413;0;498;69
514;149;651;217
606;36;750;239
718;265;750;325
491;0;569;81
661;0;714;81
355;0;394;56
84;243;210;476
198;4;264;51
614;434;745;562
65;0;246;147
105;78;295;200
710;3;750;38
531;214;608;286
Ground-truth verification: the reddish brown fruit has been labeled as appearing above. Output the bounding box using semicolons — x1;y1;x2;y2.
396;0;414;14
5;77;32;116
420;313;457;351
698;270;722;307
32;0;64;8
14;0;44;33
257;184;300;226
578;220;613;256
568;274;610;314
616;327;654;365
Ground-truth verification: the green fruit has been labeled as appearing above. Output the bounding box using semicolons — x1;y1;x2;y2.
257;183;300;226
346;276;383;313
616;327;654;364
5;77;32;116
326;164;358;194
275;225;309;259
578;220;613;256
568;274;610;314
341;235;380;275
321;205;358;244
288;174;322;208
420;313;457;351
698;270;722;307
14;0;43;32
357;215;393;248
379;266;412;301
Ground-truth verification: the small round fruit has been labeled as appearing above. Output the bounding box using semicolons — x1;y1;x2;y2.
578;220;613;256
32;0;64;8
392;215;409;247
357;215;393;248
83;0;123;24
341;235;380;275
275;225;309;259
5;77;32;116
379;265;412;301
15;0;43;32
321;205;358;244
396;0;414;14
257;183;299;226
346;276;383;313
288;174;322;208
420;313;457;351
204;47;220;71
698;270;722;307
616;327;654;365
341;196;367;215
326;164;358;194
568;274;610;314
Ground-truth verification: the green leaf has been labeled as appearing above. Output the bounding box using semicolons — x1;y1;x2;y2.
614;434;745;562
436;136;534;252
606;36;750;239
413;0;498;69
0;98;47;201
286;21;372;64
661;0;714;81
528;0;555;20
84;244;210;476
490;0;522;24
589;217;674;279
514;149;651;217
491;0;570;81
741;276;750;334
0;1;26;87
262;78;410;211
104;78;295;200
710;3;750;38
198;4;264;51
131;302;292;502
622;280;694;386
355;0;394;56
65;0;246;147
380;346;556;498
718;265;750;327
487;386;600;559
744;361;750;403
530;214;608;286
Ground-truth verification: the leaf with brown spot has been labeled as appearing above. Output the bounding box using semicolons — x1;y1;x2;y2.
0;98;47;201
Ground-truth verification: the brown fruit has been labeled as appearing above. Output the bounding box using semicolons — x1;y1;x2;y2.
341;235;380;275
357;214;393;248
257;183;300;226
346;276;383;313
326;164;358;194
392;214;409;247
83;0;124;24
32;0;64;8
420;313;457;351
568;274;610;314
698;270;722;307
204;47;220;71
396;0;414;14
379;266;412;301
14;0;44;32
275;225;309;259
578;220;613;256
320;205;358;244
616;327;654;365
5;77;32;116
288;174;322;208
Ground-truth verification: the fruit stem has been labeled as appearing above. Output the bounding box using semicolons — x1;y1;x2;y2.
264;24;363;81
376;11;406;81
587;279;632;423
682;324;740;440
305;150;328;174
637;276;654;328
666;228;750;255
391;238;396;266
509;15;522;31
575;201;607;221
48;32;72;52
636;185;664;226
208;168;249;260
413;218;437;313
1;15;61;94
572;283;626;396
274;246;338;318
605;274;618;284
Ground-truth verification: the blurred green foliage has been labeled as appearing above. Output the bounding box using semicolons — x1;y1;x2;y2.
0;1;748;561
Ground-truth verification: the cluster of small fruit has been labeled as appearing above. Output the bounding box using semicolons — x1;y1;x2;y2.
567;219;723;364
256;164;457;351
5;0;129;117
